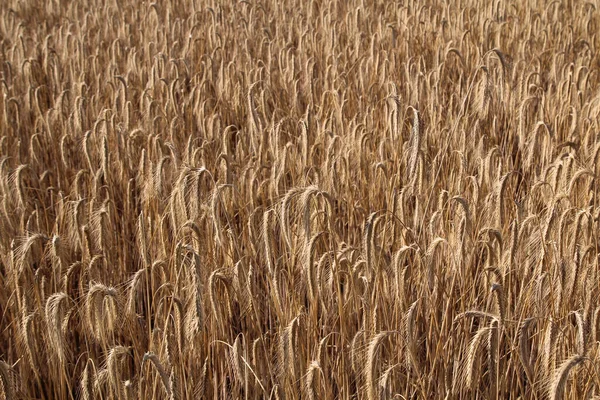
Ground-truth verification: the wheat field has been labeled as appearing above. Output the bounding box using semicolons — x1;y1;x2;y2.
1;0;600;398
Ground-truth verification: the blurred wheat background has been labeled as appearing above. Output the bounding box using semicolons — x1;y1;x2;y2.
1;0;600;398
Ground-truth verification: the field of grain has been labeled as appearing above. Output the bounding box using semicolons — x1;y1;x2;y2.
1;0;600;398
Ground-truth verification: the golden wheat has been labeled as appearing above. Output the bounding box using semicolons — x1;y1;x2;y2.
1;0;600;398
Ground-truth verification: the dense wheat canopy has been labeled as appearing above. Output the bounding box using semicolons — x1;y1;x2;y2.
2;0;600;398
